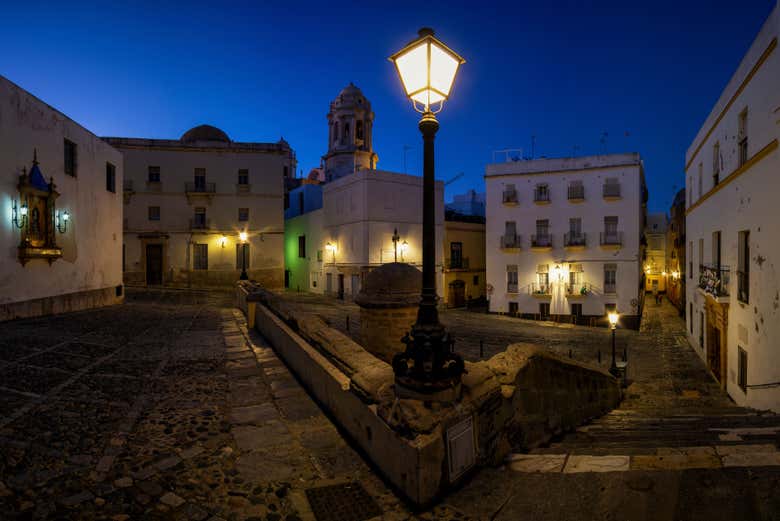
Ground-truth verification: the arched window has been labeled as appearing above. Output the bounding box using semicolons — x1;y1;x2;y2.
356;120;364;141
344;122;350;141
334;122;339;145
30;207;40;235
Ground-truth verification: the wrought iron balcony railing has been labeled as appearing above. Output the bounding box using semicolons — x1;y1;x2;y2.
566;282;592;295
603;183;621;198
699;263;730;297
189;218;211;230
502;190;518;204
534;189;550;203
531;234;552;248
530;282;551;295
600;231;623;246
501;234;520;249
507;282;519;293
185;182;216;193
737;269;749;304
446;257;470;269
564;232;586;247
567;185;585;200
603;282;617;294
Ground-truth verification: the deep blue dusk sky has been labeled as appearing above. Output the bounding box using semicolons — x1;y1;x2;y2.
1;1;775;213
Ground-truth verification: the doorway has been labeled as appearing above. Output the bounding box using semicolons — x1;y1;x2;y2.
351;274;360;299
707;323;724;384
146;244;163;285
337;274;345;300
448;280;466;308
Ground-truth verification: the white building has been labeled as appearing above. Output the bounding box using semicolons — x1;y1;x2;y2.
284;85;444;299
105;126;295;289
685;2;779;411
644;212;669;293
0;75;123;320
485;153;647;328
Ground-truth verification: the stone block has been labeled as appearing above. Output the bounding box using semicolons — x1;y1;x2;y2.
508;454;566;473
563;455;630;473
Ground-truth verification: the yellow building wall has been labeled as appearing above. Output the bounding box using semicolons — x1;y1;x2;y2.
443;220;486;305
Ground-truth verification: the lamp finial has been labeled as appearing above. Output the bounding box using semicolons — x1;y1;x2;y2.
418;27;434;37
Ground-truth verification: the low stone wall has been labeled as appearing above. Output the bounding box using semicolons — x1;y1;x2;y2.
236;283;622;506
359;306;417;364
0;285;124;322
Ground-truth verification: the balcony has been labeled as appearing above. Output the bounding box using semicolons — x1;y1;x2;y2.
603;283;616;294
502;190;518;205
507;282;519;294
189;218;211;231
566;282;592;297
446;257;470;270
737;270;749;304
699;264;730;300
185;182;216;203
603;183;621;199
564;232;587;249
567;185;585;202
500;234;521;249
531;234;552;250
600;231;623;249
237;183;251;194
533;189;551;204
530;282;551;296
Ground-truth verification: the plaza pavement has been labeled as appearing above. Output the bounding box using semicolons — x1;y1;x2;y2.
1;288;778;520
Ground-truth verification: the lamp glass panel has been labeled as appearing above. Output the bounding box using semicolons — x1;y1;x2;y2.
394;42;428;97
429;43;459;96
411;89;445;106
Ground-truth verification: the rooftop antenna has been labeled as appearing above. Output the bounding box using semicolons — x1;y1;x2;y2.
492;148;524;163
600;132;608;155
402;145;412;173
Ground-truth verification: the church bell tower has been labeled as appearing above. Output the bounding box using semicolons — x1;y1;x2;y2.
322;83;378;181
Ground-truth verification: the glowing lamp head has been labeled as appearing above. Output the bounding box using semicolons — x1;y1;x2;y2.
662;271;667;276
20;204;28;216
389;28;465;113
219;235;227;248
401;240;408;252
62;211;69;221
608;311;619;328
325;242;336;253
239;232;248;243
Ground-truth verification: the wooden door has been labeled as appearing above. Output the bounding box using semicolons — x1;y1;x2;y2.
337;274;345;300
448;280;466;308
146;244;163;285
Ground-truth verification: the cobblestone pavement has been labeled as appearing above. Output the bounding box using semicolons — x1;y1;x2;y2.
0;288;468;520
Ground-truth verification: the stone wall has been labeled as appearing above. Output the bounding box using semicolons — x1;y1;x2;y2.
359;306;417;364
0;286;123;322
237;283;622;506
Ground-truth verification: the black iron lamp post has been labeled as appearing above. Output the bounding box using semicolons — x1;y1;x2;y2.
239;231;249;280
608;311;619;377
388;28;466;397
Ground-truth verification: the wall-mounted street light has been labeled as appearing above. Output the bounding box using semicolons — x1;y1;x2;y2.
608;311;619;377
401;240;408;262
325;241;337;263
392;228;401;262
12;200;28;229
239;231;248;280
219;235;227;248
55;210;69;233
389;28;466;397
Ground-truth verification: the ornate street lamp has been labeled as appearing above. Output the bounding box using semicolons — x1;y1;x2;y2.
608;311;619;377
239;231;248;280
389;28;466;398
392;228;401;262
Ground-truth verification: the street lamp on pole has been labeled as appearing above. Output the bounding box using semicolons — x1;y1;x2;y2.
608;311;619;377
389;28;466;397
239;231;248;280
392;228;401;262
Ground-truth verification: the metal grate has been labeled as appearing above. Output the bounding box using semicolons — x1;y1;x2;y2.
305;482;382;521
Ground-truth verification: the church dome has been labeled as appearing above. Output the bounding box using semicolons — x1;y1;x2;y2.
180;125;230;143
333;82;371;109
355;262;421;308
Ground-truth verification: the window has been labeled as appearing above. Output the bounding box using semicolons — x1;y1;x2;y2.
569;263;583;289
356;120;364;140
688;177;692;207
506;265;518;293
298;192;305;214
534;183;549;202
298;235;306;258
689;303;693;333
713;142;720;186
317;250;323;262
503;183;517;203
603;177;620;198
689;241;693;279
194;168;206;190
738;230;750;303
712;231;721;269
193;207;206;228
148;206;160;221
535;219;549;242
64;139;77;177
698;163;703;198
698;238;704;278
106;162;116;193
699;311;704;348
604;216;618;235
569;218;582;235
283;165;289;178
568;180;584;200
473;275;479;286
738;109;748;166
604;263;617;293
284;191;290;210
343;122;350;141
503;221;518;247
238;169;249;185
193;244;208;270
148;166;161;183
738;347;747;392
536;263;549;292
235;243;250;269
450;242;463;269
238;208;249;222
